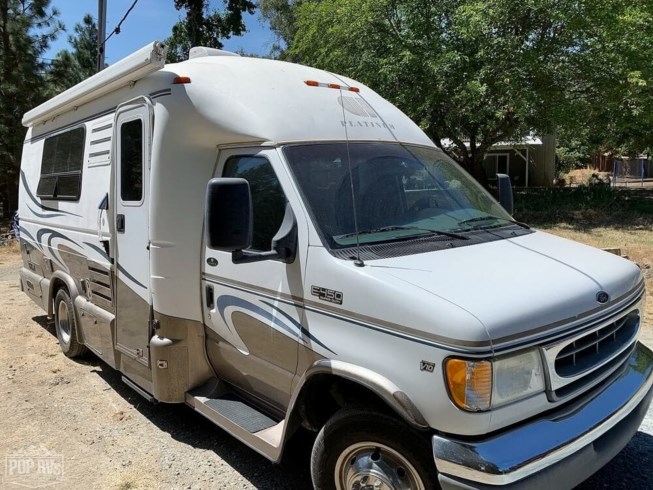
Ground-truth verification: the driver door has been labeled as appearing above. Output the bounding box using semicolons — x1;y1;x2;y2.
201;147;307;411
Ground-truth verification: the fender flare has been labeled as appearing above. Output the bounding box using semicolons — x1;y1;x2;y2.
47;271;81;318
48;271;79;316
289;359;429;430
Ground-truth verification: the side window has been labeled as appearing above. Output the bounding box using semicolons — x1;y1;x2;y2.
37;126;85;200
120;119;143;202
223;156;286;251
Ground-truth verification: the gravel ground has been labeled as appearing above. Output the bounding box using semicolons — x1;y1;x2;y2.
0;252;651;489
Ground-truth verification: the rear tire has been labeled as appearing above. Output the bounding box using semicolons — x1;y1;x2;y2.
310;407;439;490
54;288;87;358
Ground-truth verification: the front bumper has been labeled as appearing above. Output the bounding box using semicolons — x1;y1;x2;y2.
433;341;653;489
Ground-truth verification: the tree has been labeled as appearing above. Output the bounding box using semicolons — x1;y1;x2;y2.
0;0;62;212
584;0;653;157
554;1;653;170
47;14;98;95
259;0;297;58
264;0;653;183
166;0;256;62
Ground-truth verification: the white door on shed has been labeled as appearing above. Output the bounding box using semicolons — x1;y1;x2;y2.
114;102;152;366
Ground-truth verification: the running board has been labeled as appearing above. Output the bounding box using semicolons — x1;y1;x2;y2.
186;379;285;462
122;376;156;403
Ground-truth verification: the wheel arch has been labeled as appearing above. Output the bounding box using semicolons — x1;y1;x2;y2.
48;272;85;346
47;271;80;317
287;360;429;436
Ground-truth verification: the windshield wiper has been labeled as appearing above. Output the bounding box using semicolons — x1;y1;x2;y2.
336;225;468;241
457;215;530;230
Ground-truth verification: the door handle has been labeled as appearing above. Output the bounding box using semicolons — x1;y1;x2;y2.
116;214;125;233
205;285;214;309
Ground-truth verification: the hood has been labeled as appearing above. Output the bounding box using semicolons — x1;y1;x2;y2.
369;231;643;350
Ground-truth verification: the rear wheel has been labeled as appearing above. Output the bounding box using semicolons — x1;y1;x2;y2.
54;288;87;358
311;408;438;490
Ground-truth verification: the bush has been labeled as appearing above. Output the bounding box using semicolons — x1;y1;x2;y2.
563;168;611;186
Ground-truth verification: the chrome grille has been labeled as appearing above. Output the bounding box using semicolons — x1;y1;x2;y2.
555;312;639;378
542;302;642;401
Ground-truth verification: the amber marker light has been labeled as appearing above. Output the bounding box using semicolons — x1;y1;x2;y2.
304;80;361;92
173;76;192;84
445;358;492;411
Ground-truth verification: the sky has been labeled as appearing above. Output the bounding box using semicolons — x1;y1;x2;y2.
45;0;278;63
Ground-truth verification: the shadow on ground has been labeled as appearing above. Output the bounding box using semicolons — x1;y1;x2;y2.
575;431;653;489
32;315;55;335
34;315;313;489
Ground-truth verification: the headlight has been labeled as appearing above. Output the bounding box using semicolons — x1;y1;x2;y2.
445;348;545;412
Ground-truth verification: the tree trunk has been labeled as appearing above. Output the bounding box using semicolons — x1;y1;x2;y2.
471;154;489;188
468;140;489;188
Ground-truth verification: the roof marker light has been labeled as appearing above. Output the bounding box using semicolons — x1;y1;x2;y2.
173;76;192;84
304;80;361;92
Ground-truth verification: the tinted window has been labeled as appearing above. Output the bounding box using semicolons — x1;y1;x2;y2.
223;156;286;251
120;120;143;202
284;143;512;249
38;126;85;200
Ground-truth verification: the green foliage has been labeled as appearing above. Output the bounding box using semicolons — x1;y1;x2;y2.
263;0;653;184
166;0;256;62
584;1;653;157
556;140;593;176
259;0;296;58
47;14;98;95
0;0;62;211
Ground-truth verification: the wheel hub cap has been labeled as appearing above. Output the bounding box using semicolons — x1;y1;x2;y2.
57;300;71;344
335;442;424;490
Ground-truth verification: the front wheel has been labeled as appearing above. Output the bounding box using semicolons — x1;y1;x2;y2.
310;408;438;490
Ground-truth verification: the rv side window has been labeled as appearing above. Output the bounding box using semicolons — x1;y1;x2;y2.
223;156;286;252
120;119;143;202
37;126;85;200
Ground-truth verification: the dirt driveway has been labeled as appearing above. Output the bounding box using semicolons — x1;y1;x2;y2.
0;249;652;489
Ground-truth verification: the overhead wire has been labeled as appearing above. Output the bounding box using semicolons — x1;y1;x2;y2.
99;0;140;50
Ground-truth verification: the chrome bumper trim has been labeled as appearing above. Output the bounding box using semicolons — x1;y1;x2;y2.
433;342;653;486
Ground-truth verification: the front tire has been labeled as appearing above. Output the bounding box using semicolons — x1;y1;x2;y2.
54;288;87;358
310;408;438;490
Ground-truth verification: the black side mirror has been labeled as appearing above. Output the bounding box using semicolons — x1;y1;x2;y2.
232;203;298;264
496;173;513;215
205;178;252;251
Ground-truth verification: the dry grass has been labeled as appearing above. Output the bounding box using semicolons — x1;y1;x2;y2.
540;225;653;327
562;168;611;186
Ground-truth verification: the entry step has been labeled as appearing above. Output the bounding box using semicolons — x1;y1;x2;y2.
204;393;277;433
186;379;286;461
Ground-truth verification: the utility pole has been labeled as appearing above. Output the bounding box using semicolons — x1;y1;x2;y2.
97;0;107;72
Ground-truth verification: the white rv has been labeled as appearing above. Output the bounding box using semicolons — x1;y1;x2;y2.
19;41;653;489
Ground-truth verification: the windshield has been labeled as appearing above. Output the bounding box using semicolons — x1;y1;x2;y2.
284;142;513;249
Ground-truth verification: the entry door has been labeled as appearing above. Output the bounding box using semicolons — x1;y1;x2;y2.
114;103;152;365
202;148;306;411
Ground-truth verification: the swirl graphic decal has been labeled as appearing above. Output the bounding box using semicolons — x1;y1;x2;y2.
216;294;335;355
